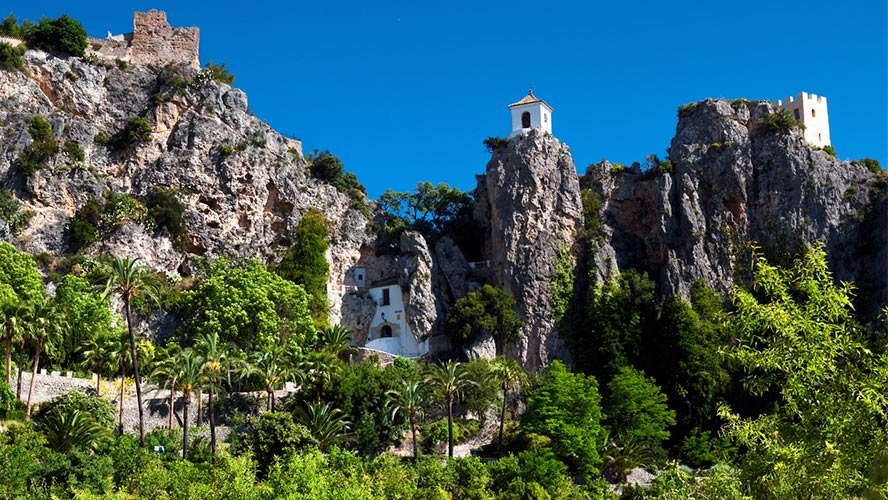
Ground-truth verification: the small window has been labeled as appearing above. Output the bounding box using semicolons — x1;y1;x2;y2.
521;111;531;128
793;109;800;121
543;113;548;123
382;288;390;306
357;274;363;281
380;325;392;338
812;109;816;118
818;133;822;141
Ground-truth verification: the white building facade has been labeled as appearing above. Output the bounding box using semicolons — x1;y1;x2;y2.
772;92;831;148
363;279;428;357
507;89;554;138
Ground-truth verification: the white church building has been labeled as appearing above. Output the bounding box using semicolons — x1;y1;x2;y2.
362;276;428;358
507;89;554;138
772;91;831;148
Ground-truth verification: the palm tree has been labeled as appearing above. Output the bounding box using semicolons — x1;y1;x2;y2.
195;332;226;454
249;347;294;412
386;379;427;460
298;350;340;403
149;343;181;431
103;255;160;448
155;348;204;459
318;325;353;361
293;401;351;452
41;407;110;453
426;360;476;457
107;331;130;435
491;356;526;452
25;302;67;420
79;333;119;394
2;300;28;390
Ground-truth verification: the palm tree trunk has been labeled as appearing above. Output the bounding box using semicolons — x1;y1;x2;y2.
25;333;42;420
168;383;175;430
15;337;25;401
125;299;146;447
182;392;190;460
410;415;418;461
498;384;508;452
118;360;125;435
96;368;102;394
4;325;11;387
209;384;216;454
197;390;203;426
447;397;454;458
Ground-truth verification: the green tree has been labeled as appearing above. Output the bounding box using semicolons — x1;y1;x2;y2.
183;259;315;352
445;285;522;351
23;15;87;57
78;332;118;394
386;379;427;460
522;360;604;476
53;275;117;369
194;332;226;454
24;301;66;419
293;401;351;452
720;245;888;498
276;211;329;327
426;360;476;457
40;408;110;453
491;356;527;452
230;411;313;477
378;181;472;237
249;347;294;411
164;348;205;459
317;324;353;361
103;256;160;447
0;243;43;388
604;365;675;447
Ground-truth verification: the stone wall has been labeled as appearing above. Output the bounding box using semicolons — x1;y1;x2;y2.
88;10;200;69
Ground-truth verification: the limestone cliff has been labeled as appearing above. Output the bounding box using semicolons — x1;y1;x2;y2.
474;129;583;370
0;47;370;326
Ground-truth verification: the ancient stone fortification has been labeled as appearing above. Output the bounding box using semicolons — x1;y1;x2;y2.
88;10;200;68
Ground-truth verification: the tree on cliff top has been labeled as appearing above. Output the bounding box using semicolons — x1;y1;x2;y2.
23;15;87;57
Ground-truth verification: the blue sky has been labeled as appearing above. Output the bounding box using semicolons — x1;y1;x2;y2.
5;1;887;198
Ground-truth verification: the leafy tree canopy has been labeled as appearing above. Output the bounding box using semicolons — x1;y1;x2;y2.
24;15;87;57
51;275;117;369
445;285;521;349
182;259;315;352
604;365;675;447
276;211;329;328
379;181;472;238
720;245;888;498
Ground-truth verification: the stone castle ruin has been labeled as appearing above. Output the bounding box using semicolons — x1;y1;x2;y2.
88;10;200;68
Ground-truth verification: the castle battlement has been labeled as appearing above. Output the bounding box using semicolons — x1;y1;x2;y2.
771;91;831;148
87;10;200;69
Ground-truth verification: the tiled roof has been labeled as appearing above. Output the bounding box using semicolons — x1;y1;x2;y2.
508;89;553;111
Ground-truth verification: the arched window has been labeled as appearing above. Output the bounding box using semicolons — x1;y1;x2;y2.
811;109;816;117
521;111;531;128
381;325;393;338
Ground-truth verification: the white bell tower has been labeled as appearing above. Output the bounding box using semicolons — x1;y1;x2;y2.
508;89;554;138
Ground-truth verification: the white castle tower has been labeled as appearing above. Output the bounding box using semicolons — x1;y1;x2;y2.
508;89;554;139
772;92;831;148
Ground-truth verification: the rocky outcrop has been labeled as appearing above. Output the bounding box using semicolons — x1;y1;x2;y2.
0;45;371;327
585;99;887;318
474;129;583;370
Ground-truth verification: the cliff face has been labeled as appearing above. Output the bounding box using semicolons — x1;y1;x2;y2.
585;99;887;318
474;129;582;370
0;49;370;325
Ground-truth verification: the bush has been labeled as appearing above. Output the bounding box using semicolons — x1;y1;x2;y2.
229;411;314;477
108;116;152;150
0;13;22;38
483;136;510;153
0;41;25;71
17;115;59;174
677;102;697;118
309;150;344;182
855;157;881;174
421;418;457;453
757;108;801;134
276;210;330;327
23;15;87;57
445;284;522;347
822;145;837;158
146;188;186;241
34;388;115;431
61;140;85;162
0;190;33;237
203;61;234;85
658;159;674;174
609;162;628;174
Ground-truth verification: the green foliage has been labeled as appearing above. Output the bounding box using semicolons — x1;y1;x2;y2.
679;428;722;469
580;188;602;241
608;162;627;174
34;389;115;431
52;275;116;369
677;102;697;118
630;462;749;499
108;116;152;150
604;366;675;447
65;192;150;253
145;188;186;243
378;181;473;239
822;144;837;158
230;411;314;476
757;108;801;134
308;149;344;182
445;284;522;348
657;159;674;174
61;139;85;162
522;360;604;476
483;136;510;152
0;41;25;71
0;242;44;305
0;379;13;416
202;60;235;85
421;417;458;453
855;157;882;174
730;98;750;110
720;245;888;497
277;211;330;327
23;15;87;57
0;13;22;38
0;190;33;236
17;115;59;174
183;259;316;351
550;245;575;324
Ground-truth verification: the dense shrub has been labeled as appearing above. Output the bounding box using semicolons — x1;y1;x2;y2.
17;115;59;174
308;150;344;182
108;116;152;150
203;60;234;85
23;15;88;57
65;192;148;253
33;389;115;431
822;144;837;158
0;41;25;71
276;211;330;327
0;13;22;38
445;284;522;348
483;136;510;152
146;188;186;241
0;190;34;237
855;157;881;174
61;140;85;162
229;411;314;476
757;108;801;134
